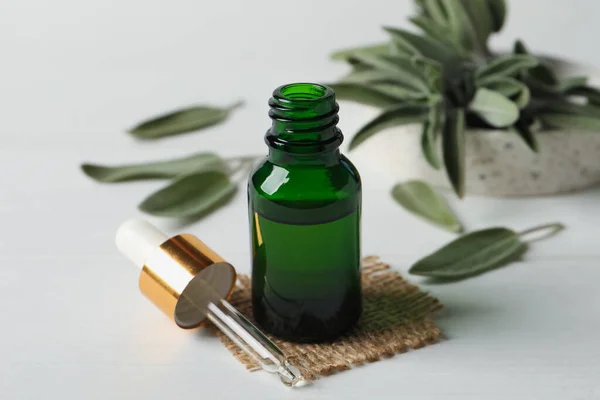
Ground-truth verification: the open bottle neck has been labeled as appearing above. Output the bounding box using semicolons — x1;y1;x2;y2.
265;83;343;165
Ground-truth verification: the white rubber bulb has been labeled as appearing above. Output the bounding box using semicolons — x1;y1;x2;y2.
116;219;169;270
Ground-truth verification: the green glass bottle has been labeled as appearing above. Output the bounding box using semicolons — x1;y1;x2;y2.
248;83;362;343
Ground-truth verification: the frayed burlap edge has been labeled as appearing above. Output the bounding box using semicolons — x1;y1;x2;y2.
215;256;444;381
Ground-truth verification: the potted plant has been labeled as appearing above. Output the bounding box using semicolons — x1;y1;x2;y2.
326;0;600;197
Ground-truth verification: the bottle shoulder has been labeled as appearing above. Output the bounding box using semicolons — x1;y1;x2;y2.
248;154;361;201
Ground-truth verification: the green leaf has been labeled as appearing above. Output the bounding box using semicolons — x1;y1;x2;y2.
566;86;600;105
338;70;428;99
347;53;430;92
482;77;530;109
476;54;539;83
513;40;559;85
468;88;519;127
488;0;507;32
383;26;458;63
540;113;600;131
439;0;479;52
349;104;427;150
325;83;400;108
392;180;462;233
442;108;466;197
409;222;564;280
558;76;588;92
330;43;391;61
512;122;539;152
420;0;449;26
81;152;227;183
421;105;443;169
409;16;462;52
409;227;526;279
128;102;242;139
459;0;494;51
543;101;600;118
139;171;237;218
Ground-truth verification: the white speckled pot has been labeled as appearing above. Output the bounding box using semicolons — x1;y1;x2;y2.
349;57;600;197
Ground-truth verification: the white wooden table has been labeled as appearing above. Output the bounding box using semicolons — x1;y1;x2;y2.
1;1;599;398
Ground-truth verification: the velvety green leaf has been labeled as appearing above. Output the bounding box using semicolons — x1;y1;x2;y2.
409;16;462;52
566;86;600;105
459;0;494;51
488;0;507;32
483;77;530;108
543;101;600;118
442;108;466;197
139;171;237;217
409;227;526;279
476;54;539;83
348;53;430;92
339;70;428;99
421;105;442;169
392;180;462;233
468;88;519;127
439;0;479;52
128;103;242;139
383;26;458;63
325;83;401;108
512;122;539;152
540;113;600;131
330;43;391;61
349;104;427;150
371;83;429;100
420;0;448;26
81;152;227;183
558;76;588;92
513;40;559;85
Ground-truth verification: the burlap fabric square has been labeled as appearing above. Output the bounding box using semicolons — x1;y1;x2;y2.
216;256;444;381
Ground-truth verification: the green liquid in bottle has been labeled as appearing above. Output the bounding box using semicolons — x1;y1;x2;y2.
248;83;362;342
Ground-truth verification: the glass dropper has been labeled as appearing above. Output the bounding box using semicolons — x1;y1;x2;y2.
115;219;304;387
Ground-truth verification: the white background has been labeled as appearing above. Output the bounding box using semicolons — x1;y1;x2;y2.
1;0;600;399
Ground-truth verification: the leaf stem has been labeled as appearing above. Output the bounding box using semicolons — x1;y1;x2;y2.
228;100;245;111
518;222;565;243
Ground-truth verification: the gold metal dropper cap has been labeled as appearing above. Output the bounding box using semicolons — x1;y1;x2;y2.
140;234;237;329
116;220;237;329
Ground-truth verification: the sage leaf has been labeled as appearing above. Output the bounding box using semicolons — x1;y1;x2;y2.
442;108;466;197
483;77;531;109
439;0;479;52
409;227;526;279
476;54;539;83
540;113;600;131
383;26;457;63
349;103;427;150
128;102;243;139
513;40;559;85
468;88;519;127
421;105;442;169
392;180;462;233
409;16;462;52
419;0;449;26
543;101;600;118
81;152;226;183
325;83;400;108
459;0;494;52
409;222;564;280
139;171;236;218
330;43;391;61
512;122;539;152
566;86;600;105
558;76;588;92
347;53;430;92
488;0;507;32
